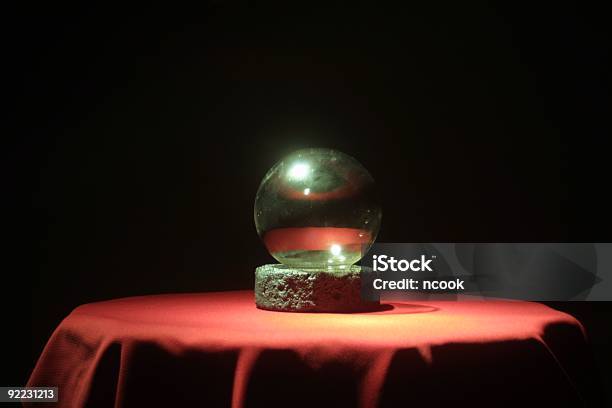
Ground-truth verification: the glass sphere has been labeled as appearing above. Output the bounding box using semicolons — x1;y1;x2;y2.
254;148;381;269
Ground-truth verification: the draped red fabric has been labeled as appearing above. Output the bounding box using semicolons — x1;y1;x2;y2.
27;291;600;407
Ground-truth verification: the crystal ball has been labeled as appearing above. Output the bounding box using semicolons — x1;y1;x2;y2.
254;148;381;269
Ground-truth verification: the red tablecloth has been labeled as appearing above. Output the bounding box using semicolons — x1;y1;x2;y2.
27;291;599;407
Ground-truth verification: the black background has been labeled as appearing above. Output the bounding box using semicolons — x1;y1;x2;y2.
5;1;611;402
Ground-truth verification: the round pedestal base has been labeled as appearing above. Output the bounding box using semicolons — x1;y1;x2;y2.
255;264;378;312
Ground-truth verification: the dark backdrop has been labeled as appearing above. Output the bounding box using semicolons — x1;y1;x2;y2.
5;1;611;399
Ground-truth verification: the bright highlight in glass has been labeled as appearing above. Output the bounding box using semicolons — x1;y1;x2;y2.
288;162;310;181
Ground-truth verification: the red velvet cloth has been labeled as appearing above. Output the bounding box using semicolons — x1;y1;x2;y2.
27;291;598;407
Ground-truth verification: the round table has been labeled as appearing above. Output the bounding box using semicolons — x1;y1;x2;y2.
27;291;599;407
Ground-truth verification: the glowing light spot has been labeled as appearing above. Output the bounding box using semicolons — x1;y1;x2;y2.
303;188;310;195
330;244;342;256
288;162;310;181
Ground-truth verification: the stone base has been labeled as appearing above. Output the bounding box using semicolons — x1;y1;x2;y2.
255;264;379;312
